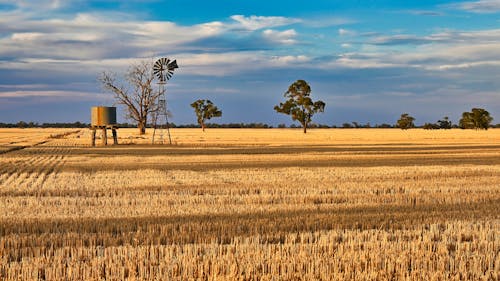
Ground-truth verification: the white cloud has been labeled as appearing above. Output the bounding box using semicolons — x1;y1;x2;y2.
0;51;313;78
176;52;310;76
341;28;500;71
2;4;500;91
230;15;300;31
0;84;50;89
4;27;500;78
0;90;106;99
0;12;305;63
269;55;310;65
451;0;500;13
332;56;403;69
371;29;500;45
338;28;356;36
0;0;65;10
306;26;500;72
434;61;500;70
329;42;500;71
10;32;45;41
0;12;227;60
407;10;445;16
304;17;355;28
262;29;298;45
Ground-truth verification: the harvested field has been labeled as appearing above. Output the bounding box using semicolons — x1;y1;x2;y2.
0;128;499;280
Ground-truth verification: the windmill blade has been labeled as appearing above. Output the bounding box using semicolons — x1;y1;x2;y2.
154;57;178;83
154;71;164;81
153;63;164;80
153;60;163;72
153;70;163;80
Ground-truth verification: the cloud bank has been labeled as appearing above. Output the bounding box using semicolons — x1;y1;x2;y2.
0;1;499;124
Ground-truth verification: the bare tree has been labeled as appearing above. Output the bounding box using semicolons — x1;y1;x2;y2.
99;60;162;135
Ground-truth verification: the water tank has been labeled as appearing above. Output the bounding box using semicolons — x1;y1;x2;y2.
91;106;117;127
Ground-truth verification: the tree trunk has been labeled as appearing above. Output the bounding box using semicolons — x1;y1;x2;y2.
139;125;146;135
201;123;205;132
302;122;307;134
138;120;146;135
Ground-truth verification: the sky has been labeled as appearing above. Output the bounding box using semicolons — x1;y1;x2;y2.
1;0;500;126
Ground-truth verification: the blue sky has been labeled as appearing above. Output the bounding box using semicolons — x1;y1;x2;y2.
1;0;499;126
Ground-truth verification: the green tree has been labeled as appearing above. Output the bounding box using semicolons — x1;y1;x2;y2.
190;99;222;131
16;121;27;128
396;113;415;130
459;108;493;130
274;80;325;133
423;122;439;130
437;116;452;129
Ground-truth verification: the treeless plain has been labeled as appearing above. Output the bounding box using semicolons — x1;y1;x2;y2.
1;128;499;280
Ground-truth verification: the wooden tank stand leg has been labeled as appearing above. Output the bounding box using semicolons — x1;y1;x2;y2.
91;129;96;146
112;129;118;145
102;128;107;146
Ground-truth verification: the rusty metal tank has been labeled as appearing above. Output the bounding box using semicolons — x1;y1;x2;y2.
91;106;116;127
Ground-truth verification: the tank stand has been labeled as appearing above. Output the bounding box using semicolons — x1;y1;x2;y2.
90;126;118;146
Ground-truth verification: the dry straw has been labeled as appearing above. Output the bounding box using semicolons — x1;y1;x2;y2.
1;128;499;280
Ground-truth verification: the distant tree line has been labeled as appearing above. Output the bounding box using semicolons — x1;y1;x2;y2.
4;121;498;129
0;121;89;128
0;122;153;128
0;122;383;129
398;108;495;130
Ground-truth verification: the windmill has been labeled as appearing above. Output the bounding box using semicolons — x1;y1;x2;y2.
152;57;178;144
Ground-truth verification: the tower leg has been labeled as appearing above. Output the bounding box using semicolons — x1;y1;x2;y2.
165;114;172;145
91;129;96;146
102;128;107;145
112;129;118;145
152;111;158;144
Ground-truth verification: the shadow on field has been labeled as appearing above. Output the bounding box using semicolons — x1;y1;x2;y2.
1;199;499;250
2;154;500;173
10;144;500;156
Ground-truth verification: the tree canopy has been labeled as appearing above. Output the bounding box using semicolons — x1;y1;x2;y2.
274;80;325;133
396;113;415;130
190;99;222;131
437;116;452;129
459;108;493;130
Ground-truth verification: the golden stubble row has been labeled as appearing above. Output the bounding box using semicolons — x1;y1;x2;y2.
1;165;499;219
1;221;498;281
1;128;500;147
1;129;500;280
0;128;79;147
83;128;500;146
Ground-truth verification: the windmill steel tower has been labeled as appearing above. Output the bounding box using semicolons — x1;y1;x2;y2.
152;57;178;144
